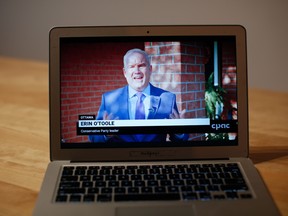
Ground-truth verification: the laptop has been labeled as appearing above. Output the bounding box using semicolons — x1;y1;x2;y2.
33;25;280;216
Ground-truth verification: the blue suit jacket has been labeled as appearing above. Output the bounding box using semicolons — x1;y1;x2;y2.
89;84;188;142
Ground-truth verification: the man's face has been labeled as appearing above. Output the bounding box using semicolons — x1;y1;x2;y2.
123;52;152;92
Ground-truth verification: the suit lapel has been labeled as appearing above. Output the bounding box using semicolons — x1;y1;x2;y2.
117;86;130;120
147;84;163;119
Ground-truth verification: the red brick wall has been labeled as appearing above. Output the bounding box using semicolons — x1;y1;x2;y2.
145;41;207;141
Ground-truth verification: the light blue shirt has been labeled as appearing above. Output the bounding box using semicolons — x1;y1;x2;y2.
128;84;151;120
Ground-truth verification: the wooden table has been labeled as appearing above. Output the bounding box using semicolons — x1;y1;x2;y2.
0;57;287;216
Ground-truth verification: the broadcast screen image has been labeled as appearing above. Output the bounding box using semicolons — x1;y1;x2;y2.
60;36;238;148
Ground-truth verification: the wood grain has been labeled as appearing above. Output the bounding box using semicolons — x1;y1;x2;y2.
0;57;287;216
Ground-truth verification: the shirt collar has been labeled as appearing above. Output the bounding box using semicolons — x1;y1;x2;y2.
128;83;151;99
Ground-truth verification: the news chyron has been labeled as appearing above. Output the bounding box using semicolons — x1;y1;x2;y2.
77;115;237;136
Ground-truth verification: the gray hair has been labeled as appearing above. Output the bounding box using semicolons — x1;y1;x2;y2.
123;48;151;69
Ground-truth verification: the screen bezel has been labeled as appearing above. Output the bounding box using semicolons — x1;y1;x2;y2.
49;25;248;162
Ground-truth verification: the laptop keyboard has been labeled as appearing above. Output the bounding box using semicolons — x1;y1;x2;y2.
55;163;253;203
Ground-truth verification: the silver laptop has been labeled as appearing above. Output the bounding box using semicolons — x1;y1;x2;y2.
33;25;280;216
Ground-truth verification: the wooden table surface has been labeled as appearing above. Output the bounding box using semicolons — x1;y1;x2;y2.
0;56;287;216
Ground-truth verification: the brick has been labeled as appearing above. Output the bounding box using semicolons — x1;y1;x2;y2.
195;56;205;64
185;46;201;56
163;83;182;93
181;74;195;82
69;104;81;110
150;73;164;82
181;55;195;64
196;109;206;118
187;101;201;110
151;55;173;64
173;54;181;64
182;92;195;101
159;44;181;55
81;102;96;109
195;74;205;82
159;64;181;73
173;73;182;82
61;98;77;105
185;111;196;118
145;47;158;55
195;91;205;100
187;83;201;91
186;65;201;73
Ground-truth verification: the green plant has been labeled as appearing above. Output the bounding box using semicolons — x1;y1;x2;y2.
205;72;229;141
205;72;226;120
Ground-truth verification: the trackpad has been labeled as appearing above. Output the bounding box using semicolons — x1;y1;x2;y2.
116;205;195;216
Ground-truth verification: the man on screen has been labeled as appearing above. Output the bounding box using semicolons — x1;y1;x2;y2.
89;48;188;143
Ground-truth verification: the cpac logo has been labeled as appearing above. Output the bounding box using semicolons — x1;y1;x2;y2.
211;123;230;130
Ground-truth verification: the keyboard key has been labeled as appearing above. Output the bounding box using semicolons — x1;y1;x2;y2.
168;186;179;193
221;184;248;191
169;174;180;179
61;176;78;181
82;181;93;187
199;192;212;200
207;185;220;191
160;180;171;186
114;193;180;202
70;195;81;202
181;186;193;192
80;175;91;181
95;181;106;187
62;168;74;176
194;185;206;192
214;194;226;200
121;181;132;187
173;180;185;186
118;175;129;181
186;179;198;185
156;174;167;180
108;181;119;187
128;187;139;193
143;174;155;180
97;194;112;202
59;181;80;188
93;175;104;181
154;186;166;193
83;195;95;202
226;192;239;199
88;188;99;194
105;175;116;181
182;192;198;200
131;175;142;180
56;195;68;202
141;187;153;193
137;169;148;175
181;174;192;179
134;180;145;187
147;180;158;187
115;187;126;194
58;188;85;195
101;188;112;194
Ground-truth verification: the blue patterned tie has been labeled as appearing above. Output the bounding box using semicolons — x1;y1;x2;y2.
135;92;145;141
135;92;145;119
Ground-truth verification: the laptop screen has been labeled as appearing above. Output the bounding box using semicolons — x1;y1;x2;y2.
59;35;238;149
